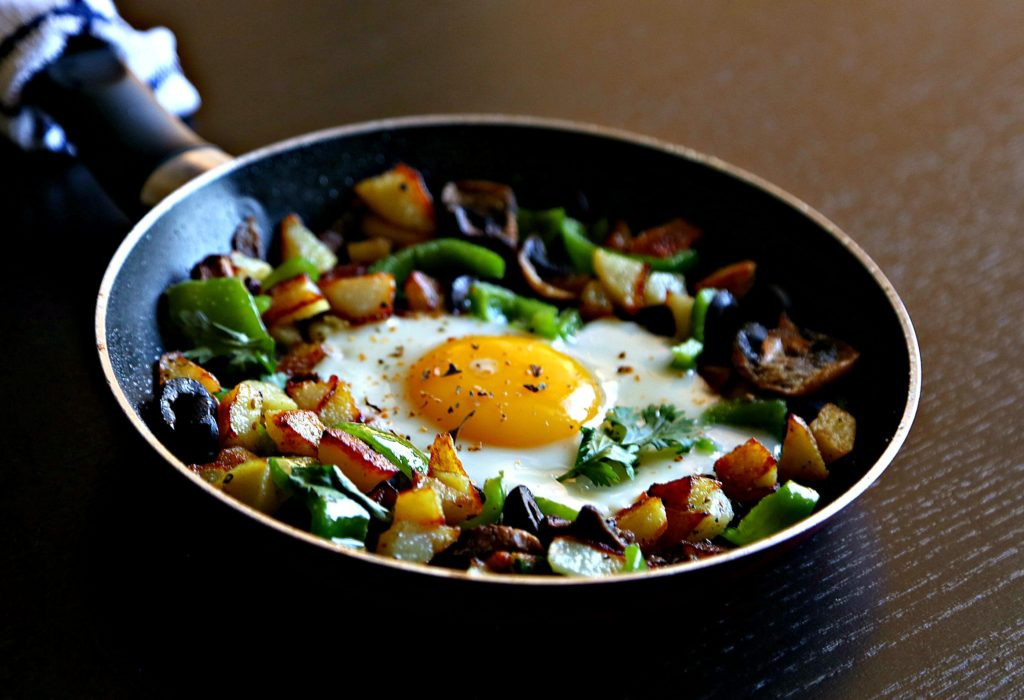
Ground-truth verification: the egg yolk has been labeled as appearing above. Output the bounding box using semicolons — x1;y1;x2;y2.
406;335;601;448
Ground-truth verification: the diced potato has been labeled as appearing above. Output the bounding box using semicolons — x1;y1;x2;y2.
579;279;614;319
347;237;392;264
287;375;361;427
642;271;686;307
280;213;338;273
217;382;264;451
218;458;287;514
649;476;734;545
354;163;436;233
779;414;829;481
157;351;221;395
810;403;857;463
547;536;627;577
614;495;668;551
263;273;331;327
191;446;258;484
695;260;757;299
228;251;273;283
318;428;399;492
665;291;694;339
264;409;324;457
593;248;647;313
320;272;396;323
277;342;328;376
713;438;779;502
427;432;467;476
375;520;459;562
240;380;298;414
404;271;444;312
627;218;701;257
419;474;484;524
393;487;446;525
307;315;349;343
361;214;433;247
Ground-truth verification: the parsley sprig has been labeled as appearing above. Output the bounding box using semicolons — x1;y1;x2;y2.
177;310;276;372
557;404;701;486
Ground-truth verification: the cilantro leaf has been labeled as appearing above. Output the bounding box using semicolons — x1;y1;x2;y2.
558;404;702;487
178;310;276;372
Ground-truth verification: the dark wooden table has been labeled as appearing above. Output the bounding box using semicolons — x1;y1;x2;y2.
4;2;1022;696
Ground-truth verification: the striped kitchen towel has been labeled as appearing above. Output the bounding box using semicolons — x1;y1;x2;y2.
0;0;199;152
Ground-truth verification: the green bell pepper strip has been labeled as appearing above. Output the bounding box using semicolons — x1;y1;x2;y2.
622;543;648;572
369;238;505;286
702;398;788;440
670;337;704;370
165;277;276;371
535;496;579;521
518;207;589;246
261;256;320;290
332;422;429;479
560;224;699;275
462;472;507;529
469;281;582;339
722;480;820;546
690;287;719;342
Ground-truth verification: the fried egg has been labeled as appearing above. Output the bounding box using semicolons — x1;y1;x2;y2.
315;315;778;514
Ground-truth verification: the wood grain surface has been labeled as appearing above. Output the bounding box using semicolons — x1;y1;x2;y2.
3;2;1022;696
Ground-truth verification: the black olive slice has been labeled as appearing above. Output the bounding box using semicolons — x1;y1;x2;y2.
157;377;220;463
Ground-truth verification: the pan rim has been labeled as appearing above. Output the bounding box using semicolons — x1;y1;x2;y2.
95;113;921;586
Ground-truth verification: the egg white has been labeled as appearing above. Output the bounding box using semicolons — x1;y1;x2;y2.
315;314;778;515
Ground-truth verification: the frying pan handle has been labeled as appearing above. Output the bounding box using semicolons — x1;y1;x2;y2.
24;37;231;214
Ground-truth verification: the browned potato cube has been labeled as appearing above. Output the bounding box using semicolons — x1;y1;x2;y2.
579;279;614;319
158;352;221;395
218;458;288;514
191;446;258;484
404;271;445;312
264;409;324;457
347;237;393;264
614;495;668;551
287;375;361;427
810;403;857;463
263;273;330;327
695;260;757;299
280;213;338;273
713;438;779;502
318;428;399;492
320;272;396;323
217;381;264;451
277;342;328;376
375;521;459;562
393;487;447;525
593;248;647;313
779;414;829;481
649;476;734;545
354;163;436;233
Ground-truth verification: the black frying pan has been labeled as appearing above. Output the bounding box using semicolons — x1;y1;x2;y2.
45;44;920;589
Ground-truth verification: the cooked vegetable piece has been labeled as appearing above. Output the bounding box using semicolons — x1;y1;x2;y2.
622;543;648;572
468;281;581;339
376;521;459;562
460;473;507;529
547;536;627;577
810;403;857;463
690;287;719;343
219;457;288;514
649;476;734;544
347;237;392;264
403;270;445;312
670;338;703;370
733;315;859;396
319;272;396;323
695;260;756;298
722;480;819;545
369;238;505;286
280;213;338;273
627;218;702;258
318;428;400;492
354;163;436;234
166;277;276;372
535;497;580;521
286;375;361;426
264;409;324;457
270;460;384;543
614;495;668;551
158;352;221;395
262;273;330;327
442;180;518;247
261;256;320;290
593;247;647;312
217;381;265;452
713;438;779;502
702;397;788;439
778;414;829;481
332;421;429;478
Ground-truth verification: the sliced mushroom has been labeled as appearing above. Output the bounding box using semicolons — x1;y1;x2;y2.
441;180;518;248
517;235;578;301
733;315;859;396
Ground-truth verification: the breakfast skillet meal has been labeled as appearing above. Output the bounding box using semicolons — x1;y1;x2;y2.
153;163;858;577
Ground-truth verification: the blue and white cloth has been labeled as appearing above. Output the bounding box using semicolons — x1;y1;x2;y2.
0;0;199;152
